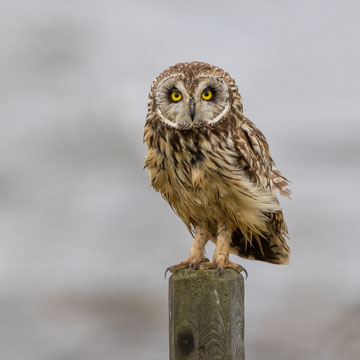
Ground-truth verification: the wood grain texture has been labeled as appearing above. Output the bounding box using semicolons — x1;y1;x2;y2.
169;269;244;360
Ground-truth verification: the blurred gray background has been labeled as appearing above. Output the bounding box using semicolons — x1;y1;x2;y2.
1;0;359;359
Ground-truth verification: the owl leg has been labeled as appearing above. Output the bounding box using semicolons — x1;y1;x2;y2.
200;224;248;278
164;227;209;277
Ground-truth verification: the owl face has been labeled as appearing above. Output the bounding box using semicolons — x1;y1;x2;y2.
153;71;231;129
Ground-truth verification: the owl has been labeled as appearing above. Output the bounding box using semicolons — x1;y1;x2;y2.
144;62;290;276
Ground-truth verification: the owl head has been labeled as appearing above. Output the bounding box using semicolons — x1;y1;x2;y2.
147;62;243;129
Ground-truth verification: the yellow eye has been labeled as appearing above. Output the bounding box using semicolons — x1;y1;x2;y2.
171;90;182;102
201;89;213;101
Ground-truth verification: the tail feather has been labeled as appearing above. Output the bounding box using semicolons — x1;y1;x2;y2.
230;214;290;265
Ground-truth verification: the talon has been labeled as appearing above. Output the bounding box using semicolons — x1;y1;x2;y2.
164;257;215;278
189;263;198;270
216;266;224;276
164;266;172;279
243;268;248;280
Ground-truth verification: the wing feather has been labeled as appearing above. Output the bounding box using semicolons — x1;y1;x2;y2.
233;116;291;198
230;116;291;264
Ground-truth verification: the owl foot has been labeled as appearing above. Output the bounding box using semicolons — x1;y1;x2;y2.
199;260;248;279
164;257;209;278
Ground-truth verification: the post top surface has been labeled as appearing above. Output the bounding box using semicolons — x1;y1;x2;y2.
170;269;244;282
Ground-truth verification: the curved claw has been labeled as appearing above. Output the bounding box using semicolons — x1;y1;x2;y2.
189;263;200;270
243;268;248;280
164;266;172;279
216;266;224;276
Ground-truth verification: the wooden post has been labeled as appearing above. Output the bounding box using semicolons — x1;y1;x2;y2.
169;269;245;360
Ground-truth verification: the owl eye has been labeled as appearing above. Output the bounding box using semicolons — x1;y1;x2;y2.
170;90;182;102
201;89;213;101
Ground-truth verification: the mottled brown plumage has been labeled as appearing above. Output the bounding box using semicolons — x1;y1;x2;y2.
144;62;290;274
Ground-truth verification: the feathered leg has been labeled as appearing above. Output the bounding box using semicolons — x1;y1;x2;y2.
165;227;209;277
200;224;247;277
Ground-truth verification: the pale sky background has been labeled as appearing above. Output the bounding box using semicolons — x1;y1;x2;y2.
1;1;359;359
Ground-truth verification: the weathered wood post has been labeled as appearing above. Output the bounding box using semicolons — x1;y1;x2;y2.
169;269;245;360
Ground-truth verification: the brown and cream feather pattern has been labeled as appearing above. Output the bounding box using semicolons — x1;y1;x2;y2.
144;62;290;265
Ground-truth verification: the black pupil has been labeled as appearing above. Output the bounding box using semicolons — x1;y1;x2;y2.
174;92;179;98
205;91;210;97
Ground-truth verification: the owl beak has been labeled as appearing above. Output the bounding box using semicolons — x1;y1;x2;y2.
189;97;195;121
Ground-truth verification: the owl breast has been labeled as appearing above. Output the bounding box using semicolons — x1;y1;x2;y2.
145;145;222;237
144;123;278;239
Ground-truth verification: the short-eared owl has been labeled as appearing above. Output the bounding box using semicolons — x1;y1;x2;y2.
144;62;290;276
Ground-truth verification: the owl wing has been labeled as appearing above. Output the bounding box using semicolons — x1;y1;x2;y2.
230;116;291;264
233;116;291;198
